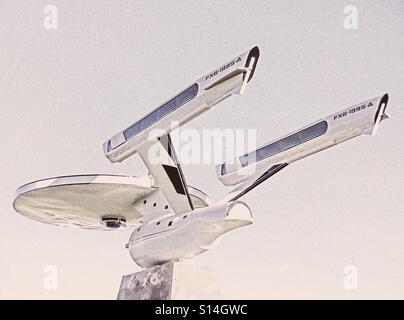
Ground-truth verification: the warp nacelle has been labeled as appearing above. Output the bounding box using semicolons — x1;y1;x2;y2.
103;46;260;163
217;94;389;186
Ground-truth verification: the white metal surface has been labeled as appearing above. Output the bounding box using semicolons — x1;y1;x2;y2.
129;201;252;268
13;174;210;230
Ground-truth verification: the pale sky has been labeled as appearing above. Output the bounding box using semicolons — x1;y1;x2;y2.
1;1;403;299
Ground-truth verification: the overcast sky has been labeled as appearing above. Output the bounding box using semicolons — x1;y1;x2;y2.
1;0;403;299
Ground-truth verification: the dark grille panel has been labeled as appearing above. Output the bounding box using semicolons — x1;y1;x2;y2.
123;83;199;141
239;120;328;166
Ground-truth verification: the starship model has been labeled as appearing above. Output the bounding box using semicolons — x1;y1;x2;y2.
13;46;389;268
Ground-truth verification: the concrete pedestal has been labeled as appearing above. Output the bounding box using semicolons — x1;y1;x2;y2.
117;262;220;300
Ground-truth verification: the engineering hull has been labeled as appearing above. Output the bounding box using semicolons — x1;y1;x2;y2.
128;201;252;268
